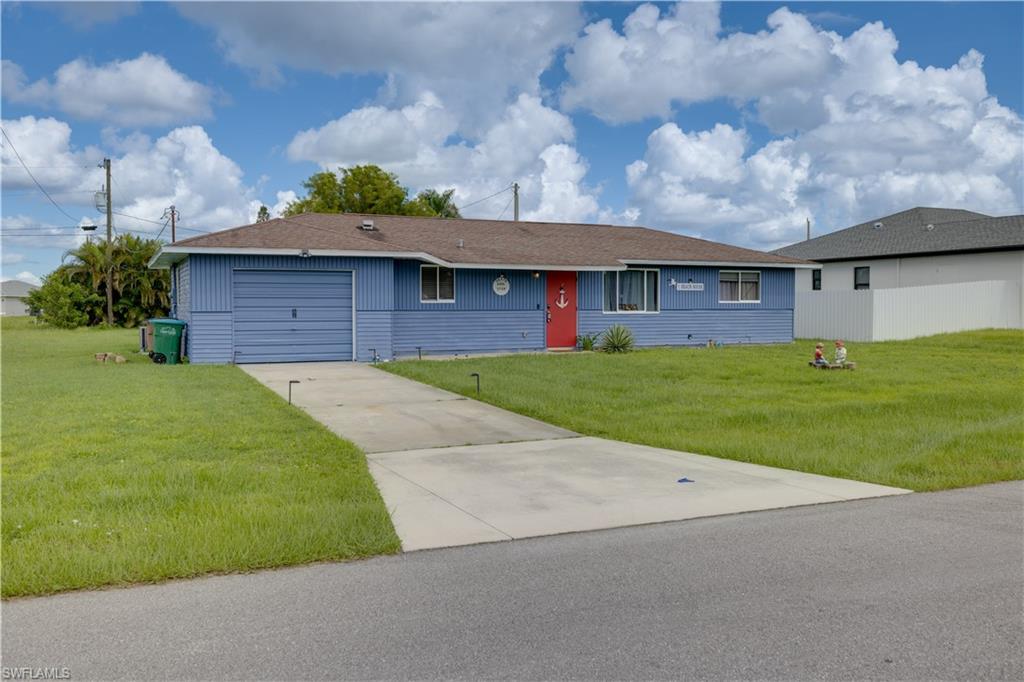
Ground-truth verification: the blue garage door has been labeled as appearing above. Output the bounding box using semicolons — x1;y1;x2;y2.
232;270;353;363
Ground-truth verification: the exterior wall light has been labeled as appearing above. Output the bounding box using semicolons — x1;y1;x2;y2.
299;249;311;258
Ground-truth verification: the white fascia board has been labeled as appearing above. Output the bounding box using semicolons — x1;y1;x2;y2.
618;259;820;269
445;262;624;272
148;245;628;272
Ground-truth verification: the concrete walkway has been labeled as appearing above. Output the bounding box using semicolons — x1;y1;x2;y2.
242;362;910;550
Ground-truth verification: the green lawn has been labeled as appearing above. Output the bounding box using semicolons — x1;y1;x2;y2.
1;318;399;598
383;330;1024;492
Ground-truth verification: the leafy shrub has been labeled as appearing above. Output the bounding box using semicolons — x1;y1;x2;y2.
25;234;170;328
576;332;599;351
599;324;635;353
26;276;101;329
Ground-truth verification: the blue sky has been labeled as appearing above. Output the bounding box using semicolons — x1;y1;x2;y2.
2;1;1022;284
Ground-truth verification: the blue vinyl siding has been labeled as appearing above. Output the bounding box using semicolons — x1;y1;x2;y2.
578;267;794;311
184;254;393;363
174;258;191;357
188;312;233;364
175;258;190;324
394;310;544;355
189;254;392;312
357;311;392;362
393;260;545;311
181;255;796;362
392;260;546;355
578;266;794;345
579;309;794;346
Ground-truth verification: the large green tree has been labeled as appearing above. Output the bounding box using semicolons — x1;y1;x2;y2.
284;164;459;218
28;234;171;328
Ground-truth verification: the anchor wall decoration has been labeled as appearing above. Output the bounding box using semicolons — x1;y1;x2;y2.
555;285;569;309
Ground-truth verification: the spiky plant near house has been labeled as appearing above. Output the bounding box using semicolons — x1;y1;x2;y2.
599;324;635;353
576;332;600;351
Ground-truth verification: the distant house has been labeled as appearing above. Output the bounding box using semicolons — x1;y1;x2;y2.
1;280;38;317
775;207;1023;292
149;213;813;363
774;208;1024;341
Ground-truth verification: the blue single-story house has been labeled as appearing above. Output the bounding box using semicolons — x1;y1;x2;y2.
148;213;813;363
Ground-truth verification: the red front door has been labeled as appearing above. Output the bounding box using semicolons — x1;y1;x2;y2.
546;271;577;349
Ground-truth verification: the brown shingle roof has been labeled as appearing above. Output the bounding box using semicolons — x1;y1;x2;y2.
158;213;811;268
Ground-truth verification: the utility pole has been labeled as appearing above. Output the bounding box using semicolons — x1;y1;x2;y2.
170;205;177;242
513;182;519;221
806;217;811;241
104;158;113;326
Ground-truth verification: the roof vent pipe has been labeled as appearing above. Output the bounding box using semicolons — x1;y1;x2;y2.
925;224;935;231
457;239;465;249
873;222;884;230
361;219;375;231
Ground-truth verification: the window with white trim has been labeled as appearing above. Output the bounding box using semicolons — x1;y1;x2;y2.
420;265;455;302
719;271;760;303
603;269;659;313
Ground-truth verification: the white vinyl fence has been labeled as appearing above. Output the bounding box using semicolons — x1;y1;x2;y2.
795;279;1023;341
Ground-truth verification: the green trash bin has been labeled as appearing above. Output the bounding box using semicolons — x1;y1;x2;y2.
149;318;186;365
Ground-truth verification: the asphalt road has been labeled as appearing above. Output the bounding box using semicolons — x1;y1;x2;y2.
3;482;1022;680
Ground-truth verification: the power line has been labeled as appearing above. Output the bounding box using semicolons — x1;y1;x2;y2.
112;210;165;225
0;127;80;222
155;218;172;242
1;189;96;196
0;164;94;169
459;184;513;211
497;196;515;220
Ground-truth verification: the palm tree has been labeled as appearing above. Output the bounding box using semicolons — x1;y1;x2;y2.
61;234;170;326
415;188;461;218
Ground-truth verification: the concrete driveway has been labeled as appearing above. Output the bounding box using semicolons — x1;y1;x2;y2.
243;362;909;551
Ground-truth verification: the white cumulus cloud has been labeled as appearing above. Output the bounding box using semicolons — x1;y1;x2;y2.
285;93;604;224
561;2;834;125
614;4;1023;248
176;1;582;133
2;116;262;240
2;54;213;127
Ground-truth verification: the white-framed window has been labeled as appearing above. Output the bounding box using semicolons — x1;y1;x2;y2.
719;270;761;303
420;265;455;302
603;269;659;313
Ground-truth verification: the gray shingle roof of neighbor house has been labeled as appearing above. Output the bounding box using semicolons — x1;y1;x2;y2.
150;213;815;269
0;280;38;297
773;207;1024;262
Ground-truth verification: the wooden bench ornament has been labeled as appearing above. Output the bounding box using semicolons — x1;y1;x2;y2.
808;361;856;370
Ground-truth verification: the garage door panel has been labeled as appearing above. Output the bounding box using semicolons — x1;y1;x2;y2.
235;341;351;353
233;318;352;331
231;270;353;363
234;301;354;315
233;286;352;301
233;310;352;323
235;331;352;345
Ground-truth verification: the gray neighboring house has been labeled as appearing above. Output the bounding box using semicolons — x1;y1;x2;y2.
775;207;1024;292
774;207;1023;340
1;280;38;317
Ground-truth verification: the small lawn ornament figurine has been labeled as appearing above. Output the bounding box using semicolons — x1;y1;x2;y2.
834;340;848;366
808;340;857;370
813;342;829;366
